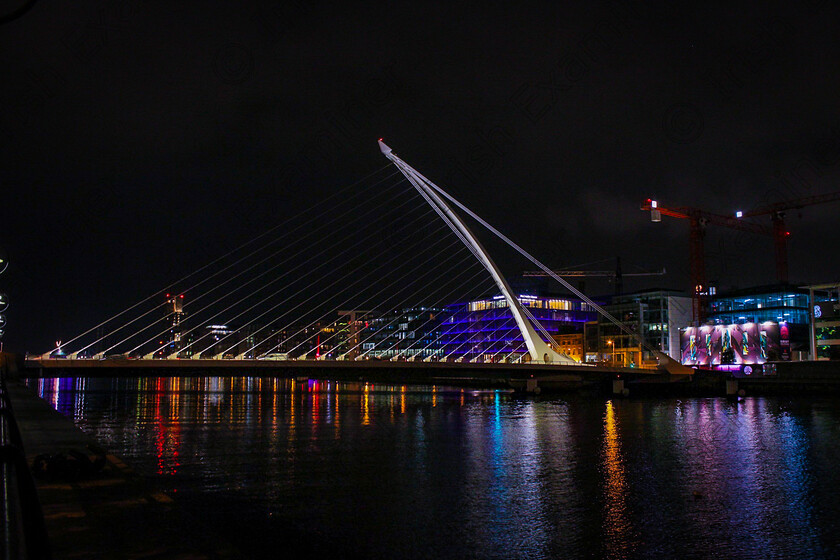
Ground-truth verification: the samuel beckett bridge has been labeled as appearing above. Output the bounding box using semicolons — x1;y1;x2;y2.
26;141;690;391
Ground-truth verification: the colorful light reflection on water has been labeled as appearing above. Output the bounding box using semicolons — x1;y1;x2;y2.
28;376;840;559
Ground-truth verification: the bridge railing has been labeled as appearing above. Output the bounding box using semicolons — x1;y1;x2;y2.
0;373;52;559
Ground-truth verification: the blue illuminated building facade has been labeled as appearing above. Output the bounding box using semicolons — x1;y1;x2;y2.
681;285;813;365
707;285;810;325
437;294;596;362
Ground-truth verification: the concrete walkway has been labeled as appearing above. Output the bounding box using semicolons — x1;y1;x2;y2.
6;379;238;559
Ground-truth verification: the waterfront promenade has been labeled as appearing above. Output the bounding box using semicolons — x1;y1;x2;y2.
5;377;235;559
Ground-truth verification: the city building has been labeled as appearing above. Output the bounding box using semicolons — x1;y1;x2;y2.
586;289;692;366
256;321;343;359
806;282;840;360
164;293;186;354
360;307;442;360
680;322;791;366
439;294;596;363
679;284;814;366
706;285;811;325
552;333;584;362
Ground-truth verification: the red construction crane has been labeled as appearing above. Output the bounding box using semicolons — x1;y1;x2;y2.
642;190;840;323
734;190;840;284
640;199;771;324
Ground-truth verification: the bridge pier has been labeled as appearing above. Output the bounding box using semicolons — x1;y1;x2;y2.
525;378;540;395
726;378;739;396
612;378;630;397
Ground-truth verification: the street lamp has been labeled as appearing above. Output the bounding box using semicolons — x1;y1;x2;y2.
607;339;614;367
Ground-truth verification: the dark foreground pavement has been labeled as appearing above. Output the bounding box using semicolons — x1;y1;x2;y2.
6;379;238;559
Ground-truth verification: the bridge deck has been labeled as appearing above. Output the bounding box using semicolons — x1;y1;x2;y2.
24;358;670;391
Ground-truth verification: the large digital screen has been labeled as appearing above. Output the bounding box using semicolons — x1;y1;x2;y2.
680;322;789;365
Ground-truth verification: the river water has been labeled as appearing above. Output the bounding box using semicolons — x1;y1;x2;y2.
27;376;840;559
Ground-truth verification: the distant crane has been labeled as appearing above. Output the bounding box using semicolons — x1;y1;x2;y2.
523;257;666;295
733;190;840;284
640;199;769;322
641;190;840;323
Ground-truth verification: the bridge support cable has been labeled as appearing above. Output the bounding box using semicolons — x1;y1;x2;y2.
235;171;505;361
416;159;676;367
380;140;575;365
211;203;477;359
54;164;396;357
390;157;570;363
119;179;426;358
380;140;686;372
404;321;462;361
91;176;414;358
167;197;444;359
346;256;494;361
520;305;559;350
501;340;529;363
406;306;512;363
61;167;403;358
439;319;491;362
336;245;496;361
388;272;497;361
471;323;524;363
303;238;488;360
253;246;489;360
238;221;486;359
487;326;526;363
351;265;496;361
103;172;410;357
416;322;465;362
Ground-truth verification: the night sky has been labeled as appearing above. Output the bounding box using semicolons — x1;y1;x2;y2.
2;1;840;353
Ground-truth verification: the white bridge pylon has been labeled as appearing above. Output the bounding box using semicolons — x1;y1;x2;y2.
380;139;575;365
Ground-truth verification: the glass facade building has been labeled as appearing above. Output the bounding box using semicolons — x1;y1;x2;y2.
359;307;443;359
589;289;692;366
707;286;810;325
807;283;840;360
437;294;596;362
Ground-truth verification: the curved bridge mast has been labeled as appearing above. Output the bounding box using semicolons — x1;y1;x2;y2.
380;140;572;365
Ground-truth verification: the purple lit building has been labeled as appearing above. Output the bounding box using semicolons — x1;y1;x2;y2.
437;294;596;362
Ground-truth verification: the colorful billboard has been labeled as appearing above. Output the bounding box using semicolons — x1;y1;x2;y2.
680;322;789;365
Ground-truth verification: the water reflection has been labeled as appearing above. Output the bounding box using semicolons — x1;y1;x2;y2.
28;377;840;559
602;400;635;558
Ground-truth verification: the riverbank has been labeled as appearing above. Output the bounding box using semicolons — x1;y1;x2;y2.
4;375;238;559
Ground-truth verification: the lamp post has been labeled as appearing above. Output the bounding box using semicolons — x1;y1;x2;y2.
0;252;7;352
607;339;614;367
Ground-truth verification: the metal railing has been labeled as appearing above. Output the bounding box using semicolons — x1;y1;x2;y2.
0;374;51;559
